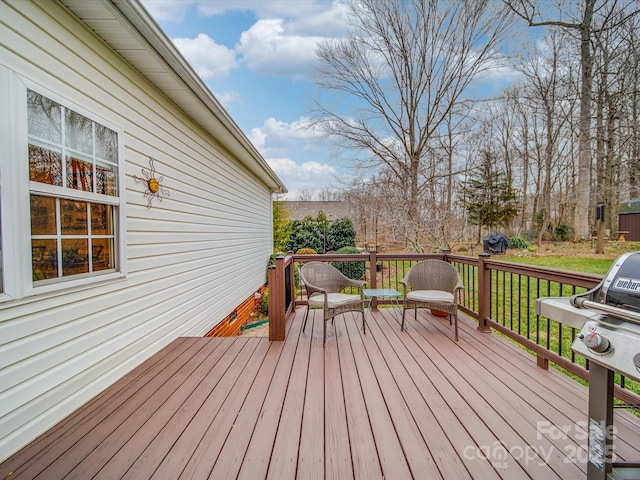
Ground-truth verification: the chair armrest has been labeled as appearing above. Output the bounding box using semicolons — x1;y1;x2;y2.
347;278;366;288
305;283;327;297
345;278;365;298
399;278;409;297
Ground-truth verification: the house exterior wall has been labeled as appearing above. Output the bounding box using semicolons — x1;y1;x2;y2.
0;0;275;461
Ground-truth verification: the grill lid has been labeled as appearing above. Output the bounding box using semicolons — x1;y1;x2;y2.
571;252;640;324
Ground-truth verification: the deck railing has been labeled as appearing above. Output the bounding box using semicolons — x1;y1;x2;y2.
267;250;640;407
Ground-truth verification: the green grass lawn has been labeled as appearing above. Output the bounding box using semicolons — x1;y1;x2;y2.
495;240;640;275
500;255;614;275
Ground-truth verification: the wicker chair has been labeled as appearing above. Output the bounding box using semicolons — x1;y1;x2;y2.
300;261;366;346
400;260;464;340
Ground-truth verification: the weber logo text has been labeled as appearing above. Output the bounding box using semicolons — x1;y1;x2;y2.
613;277;640;293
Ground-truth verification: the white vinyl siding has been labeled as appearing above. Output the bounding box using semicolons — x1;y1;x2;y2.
0;0;275;462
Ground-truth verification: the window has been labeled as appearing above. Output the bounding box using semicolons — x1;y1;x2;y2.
0;70;125;300
27;89;120;284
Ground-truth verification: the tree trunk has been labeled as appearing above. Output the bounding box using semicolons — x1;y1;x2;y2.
573;0;596;242
594;57;605;254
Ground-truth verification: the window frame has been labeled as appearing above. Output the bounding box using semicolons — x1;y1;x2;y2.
0;72;127;302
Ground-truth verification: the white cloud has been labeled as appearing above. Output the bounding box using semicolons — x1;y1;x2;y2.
249;116;324;158
238;19;324;79
213;90;242;108
141;0;194;22
266;157;337;199
172;34;237;80
197;0;350;37
150;1;350;81
285;2;350;37
248;116;338;198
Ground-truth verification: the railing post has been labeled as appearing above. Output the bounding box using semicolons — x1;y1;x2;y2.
477;253;492;333
268;255;286;341
287;251;295;313
369;249;378;310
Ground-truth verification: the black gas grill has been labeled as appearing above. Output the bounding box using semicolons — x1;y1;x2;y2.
537;252;640;480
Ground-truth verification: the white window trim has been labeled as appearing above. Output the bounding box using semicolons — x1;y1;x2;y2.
0;66;18;302
0;70;127;303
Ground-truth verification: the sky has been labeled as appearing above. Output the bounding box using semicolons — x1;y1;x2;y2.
141;0;354;199
141;0;526;200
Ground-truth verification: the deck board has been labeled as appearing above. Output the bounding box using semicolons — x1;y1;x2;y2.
334;313;382;480
297;313;330;479
412;316;582;479
3;307;640;479
120;338;258;479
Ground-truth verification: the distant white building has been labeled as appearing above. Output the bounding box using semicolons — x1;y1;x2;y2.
285;201;352;222
0;0;286;462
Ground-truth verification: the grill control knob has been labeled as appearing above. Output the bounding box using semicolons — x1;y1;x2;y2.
584;332;611;354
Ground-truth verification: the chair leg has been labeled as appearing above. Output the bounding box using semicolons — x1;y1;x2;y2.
323;319;327;347
401;307;406;331
362;309;366;334
303;307;310;331
454;314;458;341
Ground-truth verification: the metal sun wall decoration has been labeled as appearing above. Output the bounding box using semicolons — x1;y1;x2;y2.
134;157;170;208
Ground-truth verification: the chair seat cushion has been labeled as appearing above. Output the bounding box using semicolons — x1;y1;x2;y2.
308;293;362;308
407;290;454;303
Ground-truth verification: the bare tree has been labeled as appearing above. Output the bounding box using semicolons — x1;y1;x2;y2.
505;0;596;243
296;186;317;201
520;30;577;246
505;0;639;242
316;186;341;201
312;0;514;251
620;15;640;199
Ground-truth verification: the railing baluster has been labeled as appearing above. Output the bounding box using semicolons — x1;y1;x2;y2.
526;275;531;340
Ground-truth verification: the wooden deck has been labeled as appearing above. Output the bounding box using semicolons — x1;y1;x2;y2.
3;307;640;479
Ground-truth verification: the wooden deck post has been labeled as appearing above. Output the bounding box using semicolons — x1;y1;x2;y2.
268;256;285;341
477;253;492;333
369;249;378;310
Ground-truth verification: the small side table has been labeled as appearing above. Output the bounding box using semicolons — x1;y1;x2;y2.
363;288;402;320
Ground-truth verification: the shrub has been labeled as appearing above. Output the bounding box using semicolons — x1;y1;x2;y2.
287;215;324;253
326;217;356;251
296;247;317;255
268;251;284;266
527;245;538;253
553;224;572;241
508;236;529;249
260;287;269;315
331;246;366;280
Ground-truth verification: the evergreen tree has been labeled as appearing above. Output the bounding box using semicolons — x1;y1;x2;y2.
272;199;291;252
326;217;356;252
460;150;519;242
287;215;324;253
